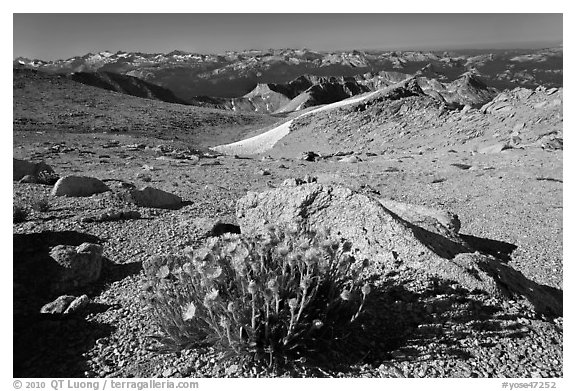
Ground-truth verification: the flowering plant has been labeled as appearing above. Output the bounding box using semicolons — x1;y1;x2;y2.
142;224;371;366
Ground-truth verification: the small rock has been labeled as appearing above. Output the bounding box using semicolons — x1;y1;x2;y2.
49;243;103;293
136;172;152;182
225;364;239;376
64;294;90;314
199;160;221;166
533;101;547;109
51;175;110;197
339;155;360;163
478;142;511;154
40;295;76;314
300;151;320;162
127;186;182;209
162;367;177;377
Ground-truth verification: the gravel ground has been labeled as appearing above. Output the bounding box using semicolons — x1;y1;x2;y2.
13;131;562;378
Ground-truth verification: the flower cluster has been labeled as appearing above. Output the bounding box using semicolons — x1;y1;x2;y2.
142;224;371;366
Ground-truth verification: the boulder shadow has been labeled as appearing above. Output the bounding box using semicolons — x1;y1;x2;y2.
13;230;142;378
14;314;114;378
301;276;561;376
460;234;518;263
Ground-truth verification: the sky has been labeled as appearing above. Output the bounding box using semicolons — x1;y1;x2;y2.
13;13;563;61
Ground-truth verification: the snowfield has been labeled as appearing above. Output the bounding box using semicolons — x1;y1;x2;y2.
211;90;382;155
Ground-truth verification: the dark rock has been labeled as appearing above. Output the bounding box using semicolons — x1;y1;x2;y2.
127;186;182;209
450;163;472;170
300;151;320;162
541;137;563;150
190;217;241;237
13;158;55;181
199;160;221;166
49;243;103;293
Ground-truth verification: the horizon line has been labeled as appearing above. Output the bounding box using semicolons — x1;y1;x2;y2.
13;40;563;62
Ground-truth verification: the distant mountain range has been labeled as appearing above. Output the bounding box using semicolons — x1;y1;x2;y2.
14;47;562;113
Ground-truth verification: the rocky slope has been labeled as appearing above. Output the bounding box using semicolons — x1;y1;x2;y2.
13;68;280;149
263;78;561;159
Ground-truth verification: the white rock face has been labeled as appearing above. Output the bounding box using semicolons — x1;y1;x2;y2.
51;175;110;197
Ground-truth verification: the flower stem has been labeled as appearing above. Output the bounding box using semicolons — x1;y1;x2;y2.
251;294;256;331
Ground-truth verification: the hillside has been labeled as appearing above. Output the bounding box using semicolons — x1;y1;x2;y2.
266;79;562;158
13;69;280;149
69;71;188;105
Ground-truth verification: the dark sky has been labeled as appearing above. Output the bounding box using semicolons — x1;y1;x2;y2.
13;13;563;60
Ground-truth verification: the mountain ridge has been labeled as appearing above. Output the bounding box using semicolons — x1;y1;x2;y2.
14;46;562;101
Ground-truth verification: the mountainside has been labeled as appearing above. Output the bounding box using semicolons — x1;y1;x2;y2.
12;68;279;148
14;46;562;101
69;71;188;105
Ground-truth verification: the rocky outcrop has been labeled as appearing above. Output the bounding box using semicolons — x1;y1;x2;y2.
236;183;561;315
51;175;110;197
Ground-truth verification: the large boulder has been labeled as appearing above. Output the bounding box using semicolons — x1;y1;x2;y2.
49;242;103;293
51;175;110;197
127;186;182;209
236;183;561;315
13;158;54;181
